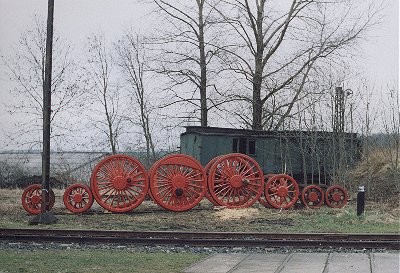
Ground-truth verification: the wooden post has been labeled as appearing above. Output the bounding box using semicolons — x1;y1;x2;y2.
30;0;57;224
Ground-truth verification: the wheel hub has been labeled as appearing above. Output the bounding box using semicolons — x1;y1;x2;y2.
171;175;186;191
73;193;83;203
175;188;184;197
332;192;342;202
31;195;41;205
230;175;243;188
277;186;288;197
112;176;128;190
308;191;319;202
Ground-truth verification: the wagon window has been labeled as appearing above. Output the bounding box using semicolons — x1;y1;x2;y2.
232;138;238;152
239;138;247;154
248;139;256;155
232;137;248;154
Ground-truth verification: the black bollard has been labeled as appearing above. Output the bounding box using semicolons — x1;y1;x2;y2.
357;186;365;216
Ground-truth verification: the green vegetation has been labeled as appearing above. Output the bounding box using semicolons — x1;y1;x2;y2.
0;249;207;273
289;207;400;233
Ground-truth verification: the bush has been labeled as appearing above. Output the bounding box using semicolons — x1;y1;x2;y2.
0;161;28;188
0;161;67;189
348;148;400;204
13;175;66;189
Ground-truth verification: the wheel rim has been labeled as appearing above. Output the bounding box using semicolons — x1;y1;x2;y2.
149;154;206;211
259;174;276;207
63;184;94;213
265;174;299;209
208;153;264;208
301;185;324;208
204;156;222;206
21;184;55;215
90;154;148;213
325;185;348;208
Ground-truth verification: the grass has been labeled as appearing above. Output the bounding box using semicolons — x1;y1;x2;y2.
288;206;399;233
0;249;207;273
1;189;399;233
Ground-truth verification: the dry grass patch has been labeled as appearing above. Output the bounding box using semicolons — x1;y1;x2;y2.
0;188;23;214
213;207;261;220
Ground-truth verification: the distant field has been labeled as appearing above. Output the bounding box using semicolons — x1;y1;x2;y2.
1;189;399;233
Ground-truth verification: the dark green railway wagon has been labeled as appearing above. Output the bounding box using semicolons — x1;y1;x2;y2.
180;126;361;185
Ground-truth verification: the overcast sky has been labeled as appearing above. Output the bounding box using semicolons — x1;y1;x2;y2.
0;0;398;150
0;0;397;82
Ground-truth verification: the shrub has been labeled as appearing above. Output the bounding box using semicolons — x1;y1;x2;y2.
348;148;400;204
0;161;28;188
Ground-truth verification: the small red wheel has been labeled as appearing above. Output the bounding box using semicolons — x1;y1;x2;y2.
21;184;55;215
259;174;276;207
149;154;206;211
63;184;93;213
204;156;222;206
90;154;148;213
325;185;348;208
301;185;324;208
208;153;264;208
264;174;299;209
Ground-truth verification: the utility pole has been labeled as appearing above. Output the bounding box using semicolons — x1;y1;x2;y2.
30;0;57;224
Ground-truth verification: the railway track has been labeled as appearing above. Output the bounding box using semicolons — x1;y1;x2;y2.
1;229;399;249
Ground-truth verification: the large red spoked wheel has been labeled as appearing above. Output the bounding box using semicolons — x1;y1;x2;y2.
325;185;348;208
208;153;264;208
264;174;299;209
149;154;206;211
90;154;148;213
21;184;55;215
204;156;221;206
301;185;324;208
63;184;94;213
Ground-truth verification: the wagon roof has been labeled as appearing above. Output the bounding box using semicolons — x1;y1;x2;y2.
182;126;358;139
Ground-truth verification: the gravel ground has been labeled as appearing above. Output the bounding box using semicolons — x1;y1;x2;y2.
0;241;397;254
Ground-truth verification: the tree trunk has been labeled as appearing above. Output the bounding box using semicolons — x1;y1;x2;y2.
198;0;207;126
251;0;265;131
252;71;263;130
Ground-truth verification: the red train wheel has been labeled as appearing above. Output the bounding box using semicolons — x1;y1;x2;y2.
259;174;276;207
208;153;264;208
63;184;93;213
21;184;55;215
204;156;222;206
325;185;348;208
301;185;324;208
265;174;299;209
90;154;148;213
149;154;206;211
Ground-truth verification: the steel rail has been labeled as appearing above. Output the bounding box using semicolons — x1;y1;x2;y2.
0;229;399;249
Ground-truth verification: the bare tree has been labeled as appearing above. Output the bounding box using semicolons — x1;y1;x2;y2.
216;0;380;130
150;0;227;126
384;86;400;170
115;31;156;166
84;34;124;154
2;17;85;149
380;84;400;195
